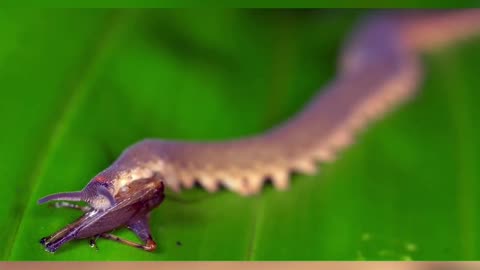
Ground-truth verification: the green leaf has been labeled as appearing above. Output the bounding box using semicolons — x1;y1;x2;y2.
2;9;479;260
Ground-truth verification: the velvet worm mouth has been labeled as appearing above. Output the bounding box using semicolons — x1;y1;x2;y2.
37;10;480;252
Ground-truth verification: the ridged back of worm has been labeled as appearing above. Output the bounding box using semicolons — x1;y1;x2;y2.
111;10;480;196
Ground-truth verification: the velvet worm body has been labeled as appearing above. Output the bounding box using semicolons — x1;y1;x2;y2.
37;10;480;253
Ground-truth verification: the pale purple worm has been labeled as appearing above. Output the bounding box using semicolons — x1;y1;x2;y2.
37;10;480;253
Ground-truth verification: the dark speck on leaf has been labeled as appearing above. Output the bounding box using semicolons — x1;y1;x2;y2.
176;241;182;246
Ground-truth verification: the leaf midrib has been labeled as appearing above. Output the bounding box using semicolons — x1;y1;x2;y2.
6;10;129;259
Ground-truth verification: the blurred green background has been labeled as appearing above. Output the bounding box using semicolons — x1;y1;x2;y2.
1;9;479;260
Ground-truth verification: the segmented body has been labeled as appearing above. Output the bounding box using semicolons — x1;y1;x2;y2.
37;10;480;253
103;10;480;196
